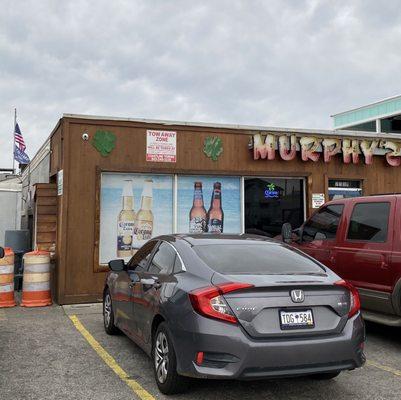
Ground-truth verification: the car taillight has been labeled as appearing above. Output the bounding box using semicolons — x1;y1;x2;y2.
189;282;254;324
335;279;360;318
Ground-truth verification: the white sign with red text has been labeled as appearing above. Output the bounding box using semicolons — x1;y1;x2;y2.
312;193;325;209
146;130;177;162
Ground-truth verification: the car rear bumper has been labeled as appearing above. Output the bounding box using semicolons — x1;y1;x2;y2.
171;311;365;380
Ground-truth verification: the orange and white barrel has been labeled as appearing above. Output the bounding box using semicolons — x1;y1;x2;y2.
21;251;52;307
0;248;16;307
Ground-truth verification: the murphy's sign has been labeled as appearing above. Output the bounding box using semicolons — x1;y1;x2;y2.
251;133;401;167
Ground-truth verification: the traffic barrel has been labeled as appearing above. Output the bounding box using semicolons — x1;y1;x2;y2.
20;251;52;307
0;248;16;308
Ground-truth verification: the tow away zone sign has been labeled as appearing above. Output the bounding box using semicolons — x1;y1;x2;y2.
146;130;176;162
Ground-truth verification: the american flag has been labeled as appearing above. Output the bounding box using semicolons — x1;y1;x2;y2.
13;122;30;164
14;123;26;151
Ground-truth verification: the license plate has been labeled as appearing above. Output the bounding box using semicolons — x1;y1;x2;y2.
279;309;314;330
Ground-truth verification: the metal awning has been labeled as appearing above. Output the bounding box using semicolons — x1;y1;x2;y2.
331;94;401;129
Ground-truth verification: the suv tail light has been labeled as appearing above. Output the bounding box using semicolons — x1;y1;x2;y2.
335;279;360;318
189;282;254;324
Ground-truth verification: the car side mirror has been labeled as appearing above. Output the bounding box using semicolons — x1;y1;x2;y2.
314;232;327;240
108;259;126;272
292;227;302;242
0;247;4;259
281;223;293;244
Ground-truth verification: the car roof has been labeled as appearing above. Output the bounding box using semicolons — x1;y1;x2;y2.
154;233;279;246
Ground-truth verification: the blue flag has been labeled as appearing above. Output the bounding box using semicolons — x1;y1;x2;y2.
14;145;30;164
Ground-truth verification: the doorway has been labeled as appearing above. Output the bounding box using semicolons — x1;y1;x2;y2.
244;177;305;238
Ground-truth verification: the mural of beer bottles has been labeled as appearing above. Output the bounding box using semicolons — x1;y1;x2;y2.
189;182;207;233
117;180;136;257
207;182;224;233
135;179;154;241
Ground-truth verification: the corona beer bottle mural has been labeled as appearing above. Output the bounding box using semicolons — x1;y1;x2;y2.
135;179;154;242
189;182;207;233
117;180;136;257
207;182;224;233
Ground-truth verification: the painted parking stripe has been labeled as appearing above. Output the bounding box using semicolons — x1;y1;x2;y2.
367;360;401;377
69;315;155;400
69;313;401;391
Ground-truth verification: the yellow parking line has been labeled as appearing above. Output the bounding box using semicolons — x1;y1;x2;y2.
69;314;401;390
367;360;401;378
69;315;155;400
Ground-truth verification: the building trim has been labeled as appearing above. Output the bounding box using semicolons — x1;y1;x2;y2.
332;95;401;129
331;94;401;117
63;113;401;141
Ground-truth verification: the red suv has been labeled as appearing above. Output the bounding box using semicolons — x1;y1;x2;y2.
282;194;401;327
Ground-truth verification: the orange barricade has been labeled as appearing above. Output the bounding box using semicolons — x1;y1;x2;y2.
0;248;16;307
20;251;52;307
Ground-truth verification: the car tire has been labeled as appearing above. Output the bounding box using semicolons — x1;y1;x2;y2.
152;322;189;394
103;288;119;335
311;371;341;380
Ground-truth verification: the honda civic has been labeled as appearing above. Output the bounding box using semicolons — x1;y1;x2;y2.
103;234;365;394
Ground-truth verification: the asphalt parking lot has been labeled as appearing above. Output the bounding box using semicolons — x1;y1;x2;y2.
1;305;401;400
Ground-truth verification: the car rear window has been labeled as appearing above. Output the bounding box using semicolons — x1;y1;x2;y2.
193;244;324;275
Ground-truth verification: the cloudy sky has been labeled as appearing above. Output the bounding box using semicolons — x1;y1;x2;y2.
1;0;400;167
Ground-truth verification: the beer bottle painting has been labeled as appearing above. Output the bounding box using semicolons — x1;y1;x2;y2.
117;180;136;257
189;182;207;233
207;182;224;233
135;179;154;241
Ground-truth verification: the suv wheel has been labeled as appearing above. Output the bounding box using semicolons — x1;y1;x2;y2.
152;322;188;394
103;288;119;335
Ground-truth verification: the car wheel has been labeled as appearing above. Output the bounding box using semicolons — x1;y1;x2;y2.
311;371;341;380
153;322;189;394
103;288;119;335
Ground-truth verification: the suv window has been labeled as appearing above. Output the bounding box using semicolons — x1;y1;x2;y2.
347;202;390;242
128;240;157;271
148;242;176;275
302;204;344;242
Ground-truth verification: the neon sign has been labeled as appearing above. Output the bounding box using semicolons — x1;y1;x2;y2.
264;183;279;199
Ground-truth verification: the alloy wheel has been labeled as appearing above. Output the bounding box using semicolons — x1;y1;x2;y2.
104;293;112;328
155;331;169;383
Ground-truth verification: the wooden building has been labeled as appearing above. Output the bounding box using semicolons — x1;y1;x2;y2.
28;114;401;304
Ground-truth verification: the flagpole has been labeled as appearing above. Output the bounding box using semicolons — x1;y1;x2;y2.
12;108;16;174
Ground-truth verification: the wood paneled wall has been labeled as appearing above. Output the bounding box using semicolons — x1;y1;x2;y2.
51;117;401;304
34;183;57;251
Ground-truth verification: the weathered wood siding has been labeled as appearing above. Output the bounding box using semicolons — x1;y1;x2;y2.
51;116;401;304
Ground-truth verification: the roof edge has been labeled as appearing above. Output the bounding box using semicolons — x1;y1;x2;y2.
62;113;401;140
331;94;401;117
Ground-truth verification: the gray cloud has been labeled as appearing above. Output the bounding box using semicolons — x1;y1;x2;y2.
1;0;401;166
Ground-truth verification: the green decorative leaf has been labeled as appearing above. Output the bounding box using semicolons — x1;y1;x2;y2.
92;130;116;157
203;136;223;161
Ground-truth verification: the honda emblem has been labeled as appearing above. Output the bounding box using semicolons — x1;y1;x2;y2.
290;289;305;303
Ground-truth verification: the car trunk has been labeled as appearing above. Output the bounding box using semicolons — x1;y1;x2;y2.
212;274;351;339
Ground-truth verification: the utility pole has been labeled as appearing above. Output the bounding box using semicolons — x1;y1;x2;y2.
12;108;16;174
